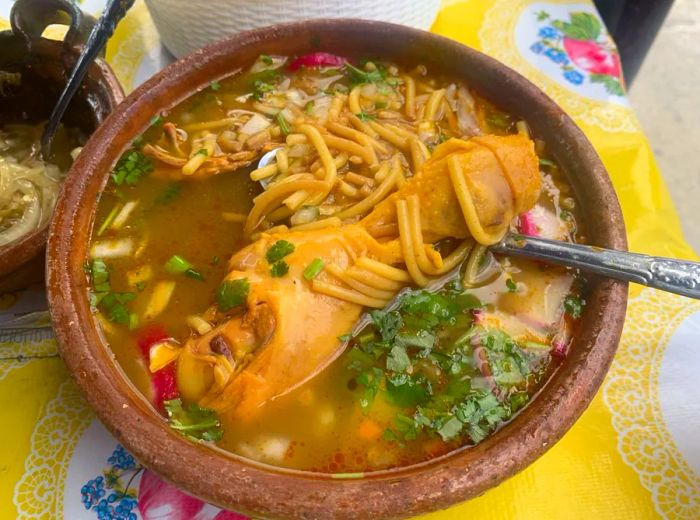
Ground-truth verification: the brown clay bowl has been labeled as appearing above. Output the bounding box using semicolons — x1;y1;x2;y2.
0;0;123;292
47;19;627;519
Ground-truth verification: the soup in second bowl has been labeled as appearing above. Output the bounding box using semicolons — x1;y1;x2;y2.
86;52;586;474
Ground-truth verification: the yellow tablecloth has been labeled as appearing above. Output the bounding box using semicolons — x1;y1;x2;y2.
0;1;698;518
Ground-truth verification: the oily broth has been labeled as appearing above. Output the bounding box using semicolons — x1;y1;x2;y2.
90;57;585;472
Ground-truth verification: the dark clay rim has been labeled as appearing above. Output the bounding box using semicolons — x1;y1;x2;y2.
0;39;124;278
47;19;628;520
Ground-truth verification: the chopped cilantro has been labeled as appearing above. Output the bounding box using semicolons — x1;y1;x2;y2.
149;114;163;126
344;62;385;87
111;150;154;186
303;258;325;280
539;157;556;168
135;281;146;292
164;399;223;442
305;100;315;114
564;294;584;319
356;111;376;122
266;240;295;263
154;183;181;205
276;112;291;135
194;148;208;157
386;345;411;372
87;259;137;325
506;278;517;293
216;278;249;312
270;260;289;277
260;54;273;66
210;80;221;91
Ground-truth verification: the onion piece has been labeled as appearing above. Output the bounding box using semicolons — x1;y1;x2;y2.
250;54;288;73
144;280;176;320
239;113;272;135
110;200;139;230
290;205;319;226
90;238;134;258
149;339;182;373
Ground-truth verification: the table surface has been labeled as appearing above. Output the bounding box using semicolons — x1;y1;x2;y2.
0;1;698;519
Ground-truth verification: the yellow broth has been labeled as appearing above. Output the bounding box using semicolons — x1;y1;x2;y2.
88;55;585;473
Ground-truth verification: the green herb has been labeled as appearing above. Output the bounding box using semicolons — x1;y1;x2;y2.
552;12;601;41
337;333;352;342
212;255;220;265
87;259;137;325
303;258;325;280
216;278;249;312
305;100;315;114
128;313;139;331
111;150;154;186
266;240;295;263
386;345;411;372
276;112;291;135
164;399;223;442
375;100;388;109
135;281;147;292
506;278;518;293
564;294;584;319
538;157;556;168
150;114;163;127
560;209;573;221
485;112;511;130
260;54;273;66
210;80;221;91
96;203;121;236
356;111;376;122
370;310;402;342
165;254;193;275
194;148;208;157
356;367;384;412
270;261;289;277
154;183;182;205
250;71;280;100
344;62;386;87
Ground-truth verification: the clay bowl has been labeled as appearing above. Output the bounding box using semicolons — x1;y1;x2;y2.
0;0;123;292
47;19;627;519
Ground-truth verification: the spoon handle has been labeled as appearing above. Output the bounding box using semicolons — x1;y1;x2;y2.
492;234;700;299
41;0;134;158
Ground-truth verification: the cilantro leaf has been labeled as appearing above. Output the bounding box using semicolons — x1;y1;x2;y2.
216;279;249;312
111;149;154;186
164;398;223;442
356;111;376;122
369;310;402;342
270;261;289;277
266;240;295;263
344;62;385;87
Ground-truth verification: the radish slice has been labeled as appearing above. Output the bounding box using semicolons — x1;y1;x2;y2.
288;52;346;71
137;325;180;409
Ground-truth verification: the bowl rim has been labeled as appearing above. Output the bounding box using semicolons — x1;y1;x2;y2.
47;18;628;519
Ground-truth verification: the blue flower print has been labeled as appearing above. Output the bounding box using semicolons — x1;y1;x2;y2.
564;70;584;85
530;42;545;55
81;444;142;520
108;445;137;471
544;47;569;65
538;26;558;39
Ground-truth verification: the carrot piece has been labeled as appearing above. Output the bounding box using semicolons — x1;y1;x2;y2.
357;419;382;440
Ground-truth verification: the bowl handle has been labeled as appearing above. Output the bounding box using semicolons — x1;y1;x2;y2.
10;0;99;53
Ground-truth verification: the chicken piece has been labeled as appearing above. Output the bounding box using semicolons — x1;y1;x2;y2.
180;225;402;418
180;134;540;419
361;135;540;242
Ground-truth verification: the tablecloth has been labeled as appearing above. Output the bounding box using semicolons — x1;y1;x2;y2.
0;1;698;518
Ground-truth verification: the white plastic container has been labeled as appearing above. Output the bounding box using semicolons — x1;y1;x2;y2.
144;0;441;58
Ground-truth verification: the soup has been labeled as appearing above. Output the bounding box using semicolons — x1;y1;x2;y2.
86;53;585;473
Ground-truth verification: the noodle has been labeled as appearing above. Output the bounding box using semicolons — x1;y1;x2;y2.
312;279;388;308
396;199;430;286
447;154;504;245
333;163;399;219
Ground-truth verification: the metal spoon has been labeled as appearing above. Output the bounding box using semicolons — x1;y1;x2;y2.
257;151;700;300
41;0;134;159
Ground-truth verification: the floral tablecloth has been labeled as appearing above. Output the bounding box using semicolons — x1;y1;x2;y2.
1;1;698;518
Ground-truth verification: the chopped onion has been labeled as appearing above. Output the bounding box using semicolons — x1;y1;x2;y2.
110;200;138;230
186;315;213;335
90;238;134;258
144;280;176;320
290;205;319;226
287;143;312;158
239;113;271;135
456;86;481;136
250;54;287;73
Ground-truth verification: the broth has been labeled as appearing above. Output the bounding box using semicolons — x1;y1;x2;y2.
87;54;585;473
